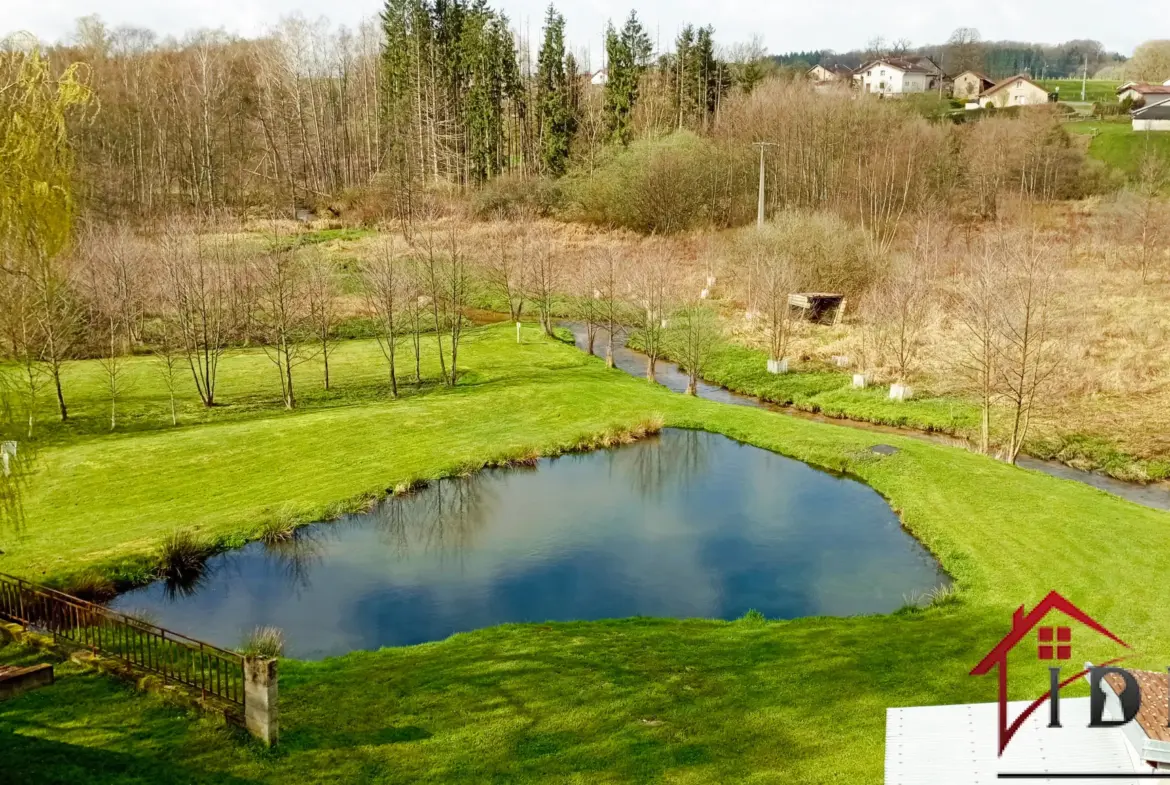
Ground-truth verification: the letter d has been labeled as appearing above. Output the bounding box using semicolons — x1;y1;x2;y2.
1090;667;1140;727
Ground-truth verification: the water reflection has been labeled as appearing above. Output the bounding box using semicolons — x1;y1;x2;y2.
110;430;948;659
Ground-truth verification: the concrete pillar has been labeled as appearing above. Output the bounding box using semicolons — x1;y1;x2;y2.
244;657;279;747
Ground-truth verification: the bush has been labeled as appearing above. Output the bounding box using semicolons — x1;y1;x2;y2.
564;132;732;233
471;175;563;220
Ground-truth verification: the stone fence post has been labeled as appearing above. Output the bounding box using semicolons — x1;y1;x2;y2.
243;656;278;746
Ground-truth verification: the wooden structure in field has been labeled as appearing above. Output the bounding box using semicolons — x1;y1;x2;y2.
788;293;846;325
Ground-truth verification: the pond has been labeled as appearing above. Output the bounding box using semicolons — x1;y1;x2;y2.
110;429;948;659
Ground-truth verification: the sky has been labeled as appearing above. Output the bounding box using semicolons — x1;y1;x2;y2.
6;0;1161;65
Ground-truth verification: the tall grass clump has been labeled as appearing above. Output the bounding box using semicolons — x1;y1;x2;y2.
241;626;285;659
257;505;299;544
156;528;208;582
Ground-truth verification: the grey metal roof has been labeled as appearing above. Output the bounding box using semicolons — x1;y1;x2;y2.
885;698;1147;784
1133;98;1170;120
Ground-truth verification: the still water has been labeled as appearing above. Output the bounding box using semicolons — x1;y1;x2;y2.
110;429;947;659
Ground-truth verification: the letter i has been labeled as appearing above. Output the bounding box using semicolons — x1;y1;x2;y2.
1048;667;1062;728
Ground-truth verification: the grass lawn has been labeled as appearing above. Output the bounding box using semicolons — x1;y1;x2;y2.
1039;79;1121;104
1066;118;1170;180
3;322;1170;783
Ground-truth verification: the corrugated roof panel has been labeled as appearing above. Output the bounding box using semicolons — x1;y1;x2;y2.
886;698;1146;784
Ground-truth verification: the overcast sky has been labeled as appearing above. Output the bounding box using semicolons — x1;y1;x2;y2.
7;0;1159;64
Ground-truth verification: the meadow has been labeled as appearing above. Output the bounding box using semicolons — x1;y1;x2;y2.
3;322;1170;783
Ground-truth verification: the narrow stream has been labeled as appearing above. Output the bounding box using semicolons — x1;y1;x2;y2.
559;321;1170;512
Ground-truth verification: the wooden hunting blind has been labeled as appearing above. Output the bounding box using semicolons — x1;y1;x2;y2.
788;293;846;325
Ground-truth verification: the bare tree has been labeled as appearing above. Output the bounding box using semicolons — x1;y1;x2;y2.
486;222;527;322
152;316;184;426
305;248;340;389
442;224;470;387
751;241;799;371
255;251;312;409
864;254;933;384
955;241;1003;454
528;226;560;337
363;236;404;397
1132;150;1169;284
997;233;1060;464
668;304;720;396
594;250;625;369
628;244;675;381
162;228;235;408
89;230;141;429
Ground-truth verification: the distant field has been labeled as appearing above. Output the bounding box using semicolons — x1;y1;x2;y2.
1039;79;1121;103
1065;119;1170;177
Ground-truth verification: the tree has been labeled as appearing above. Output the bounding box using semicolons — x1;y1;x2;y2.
528;226;559;337
162;228;235;408
955;241;1003;455
997;234;1059;464
668;304;719;395
363;236;405;397
255;252;312;410
864;253;933;384
486;223;527;322
305;249;340;389
1131;149;1170;283
536;5;576;176
754;243;798;371
945;27;984;74
628;244;675;380
88;228;142;429
604;11;652;145
1126;40;1170;83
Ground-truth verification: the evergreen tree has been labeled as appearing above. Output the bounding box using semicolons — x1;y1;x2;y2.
603;10;652;145
536;5;576;176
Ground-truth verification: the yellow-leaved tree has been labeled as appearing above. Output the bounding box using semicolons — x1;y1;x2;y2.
0;35;92;529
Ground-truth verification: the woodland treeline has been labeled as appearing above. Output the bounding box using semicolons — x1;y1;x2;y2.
16;6;763;221
783;33;1126;79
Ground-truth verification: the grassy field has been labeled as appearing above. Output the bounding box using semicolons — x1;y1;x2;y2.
1066;118;1170;179
1039;79;1121;103
3;322;1170;783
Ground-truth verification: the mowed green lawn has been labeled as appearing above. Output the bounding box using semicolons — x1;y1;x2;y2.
1067;118;1170;180
3;322;1170;783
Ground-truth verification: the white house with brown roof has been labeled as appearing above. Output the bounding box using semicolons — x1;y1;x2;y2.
1118;83;1170;103
978;74;1050;108
952;70;994;100
853;56;944;96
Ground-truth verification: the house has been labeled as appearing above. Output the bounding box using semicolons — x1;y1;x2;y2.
589;70;608;87
853;56;945;96
952;70;994;100
806;63;852;83
1133;98;1170;131
977;74;1051;108
1117;82;1170;103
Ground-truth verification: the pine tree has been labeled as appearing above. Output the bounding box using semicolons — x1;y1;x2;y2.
536;5;576;176
603;10;652;145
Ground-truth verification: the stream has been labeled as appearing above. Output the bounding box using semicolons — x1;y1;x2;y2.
559;321;1170;512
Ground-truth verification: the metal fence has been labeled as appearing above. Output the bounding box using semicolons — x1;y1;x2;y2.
0;572;244;711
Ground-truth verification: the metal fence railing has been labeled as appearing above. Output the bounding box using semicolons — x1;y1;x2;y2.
0;572;243;711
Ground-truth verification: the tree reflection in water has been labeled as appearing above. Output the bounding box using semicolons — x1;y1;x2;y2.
613;429;711;502
372;473;498;563
263;526;335;593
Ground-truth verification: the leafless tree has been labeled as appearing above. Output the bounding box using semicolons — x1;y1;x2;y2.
486;222;527;322
305;248;340;389
628;243;676;381
594;250;626;368
668;304;720;396
363;236;404;397
152;316;184;426
255;251;312;409
161;226;235;407
955;241;1004;454
864;254;933;384
528;226;560;337
997;233;1060;464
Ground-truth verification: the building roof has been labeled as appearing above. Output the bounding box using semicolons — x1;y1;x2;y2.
807;63;852;78
979;73;1048;99
886;699;1145;783
956;70;995;85
1104;669;1170;743
1134;99;1170;120
1119;83;1170;95
856;56;935;75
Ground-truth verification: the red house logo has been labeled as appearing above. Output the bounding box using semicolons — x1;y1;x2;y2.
969;590;1130;755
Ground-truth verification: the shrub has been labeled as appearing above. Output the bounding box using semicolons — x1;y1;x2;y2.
471;175;563;220
241;626;285;658
257;505;298;545
738;608;767;624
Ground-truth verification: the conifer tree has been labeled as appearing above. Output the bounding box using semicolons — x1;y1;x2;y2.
603;10;652;145
536;5;576;176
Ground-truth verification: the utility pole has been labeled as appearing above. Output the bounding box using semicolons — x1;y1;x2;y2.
753;142;777;229
1081;54;1088;102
